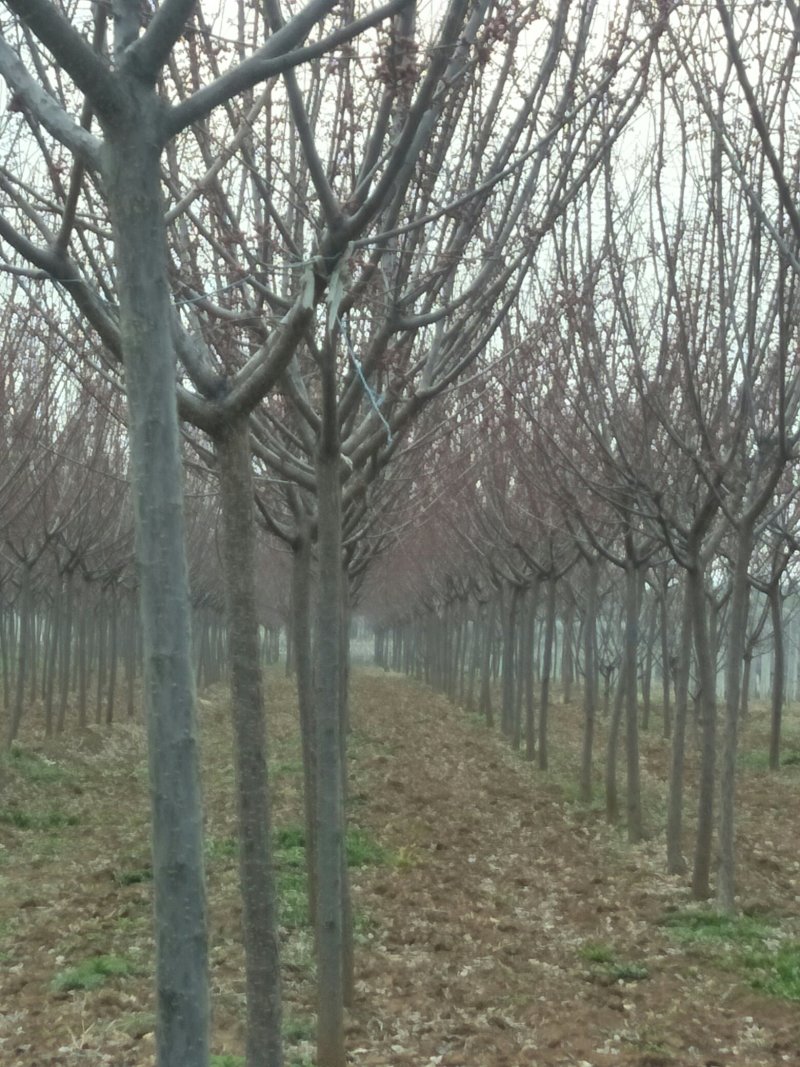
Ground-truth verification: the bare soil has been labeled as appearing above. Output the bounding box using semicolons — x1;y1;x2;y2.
1;669;799;1066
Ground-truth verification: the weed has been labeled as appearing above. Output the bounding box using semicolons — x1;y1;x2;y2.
283;1012;315;1044
609;961;649;982
114;865;152;886
278;867;309;930
580;942;615;964
210;1056;245;1067
52;954;137;992
3;746;72;784
345;827;391;867
738;748;800;771
743;942;800;1000
118;1012;156;1038
273;824;394;869
206;836;238;862
580;940;648;983
0;807;79;830
659;909;774;946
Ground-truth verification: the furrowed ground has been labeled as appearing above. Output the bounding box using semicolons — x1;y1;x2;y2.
1;670;799;1066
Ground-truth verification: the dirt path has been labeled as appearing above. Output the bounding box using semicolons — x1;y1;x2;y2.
0;669;798;1066
346;672;800;1067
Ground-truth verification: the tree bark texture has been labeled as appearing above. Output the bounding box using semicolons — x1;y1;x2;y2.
216;419;283;1067
104;105;209;1067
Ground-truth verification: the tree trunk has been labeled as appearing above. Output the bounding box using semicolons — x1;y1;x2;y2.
57;572;75;734
562;597;574;703
292;531;318;929
216;419;283;1067
605;669;625;825
717;521;754;912
105;107;209;1066
105;586;119;726
688;561;716;900
666;577;692;875
579;559;598;803
660;572;672;739
314;380;346;1067
768;583;784;772
537;577;557;771
479;595;495;727
624;560;644;843
502;583;519;744
523;579;538;762
6;563;32;747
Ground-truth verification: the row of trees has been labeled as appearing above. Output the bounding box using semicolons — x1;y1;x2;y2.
1;1;798;1066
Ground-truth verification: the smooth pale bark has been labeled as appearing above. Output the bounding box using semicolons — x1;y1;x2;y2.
291;531;318;927
95;599;107;726
77;583;89;729
717;521;754;913
688;561;716;900
623;562;644;843
768;583;784;772
57;572;75;734
502;583;519;743
605;669;625;825
537;577;557;771
105;587;119;726
125;602;137;719
216;419;283;1067
314;398;346;1067
479;596;495;727
523;579;539;762
0;603;10;712
104;103;209;1065
641;600;654;732
660;573;672;739
7;563;32;747
561;597;574;703
579;559;598;803
666;579;692;875
466;608;480;712
43;588;60;737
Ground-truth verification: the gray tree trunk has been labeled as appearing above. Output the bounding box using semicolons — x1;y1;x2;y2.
666;578;692;875
216;419;283;1067
624;561;644;842
537;577;557;771
579;559;598;803
104;106;209;1066
314;374;346;1067
768;583;784;772
717;521;754;912
7;563;32;747
291;530;318;927
688;561;716;900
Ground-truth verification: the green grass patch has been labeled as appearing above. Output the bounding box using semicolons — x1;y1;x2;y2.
345;827;392;868
118;1012;157;1038
277;867;309;930
580;941;615;964
206;835;238;863
3;746;73;784
52;954;137;992
580;940;649;983
743;942;800;1000
738;747;800;771
0;806;79;830
659;909;775;946
114;865;152;886
283;1012;315;1044
210;1056;245;1067
661;908;800;1002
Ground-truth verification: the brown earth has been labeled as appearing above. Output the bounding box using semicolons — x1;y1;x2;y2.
0;669;799;1066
